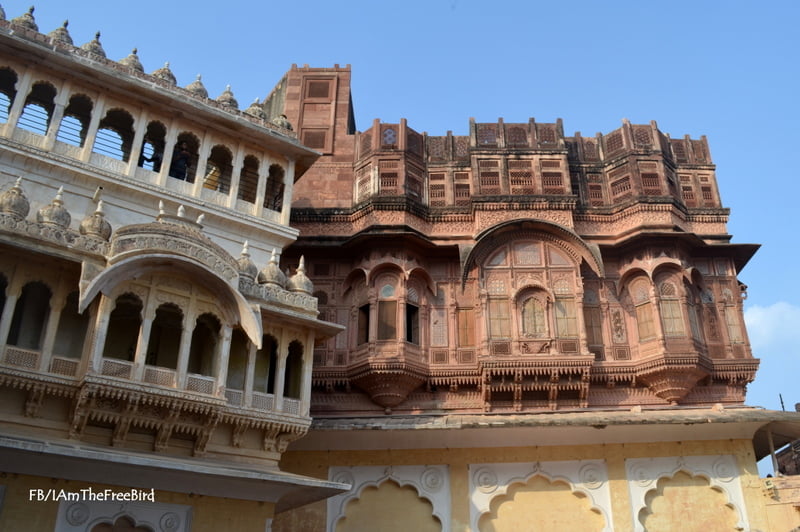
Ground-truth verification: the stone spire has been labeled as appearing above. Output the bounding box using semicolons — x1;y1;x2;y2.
245;98;267;120
0;177;30;219
79;200;112;240
37;187;71;228
11;6;37;32
237;241;258;280
151;62;177;85
216;85;239;109
185;75;208;98
258;248;287;288
47;20;73;45
119;48;144;73
81;32;107;59
287;256;313;294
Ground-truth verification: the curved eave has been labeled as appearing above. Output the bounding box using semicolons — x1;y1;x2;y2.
80;254;262;348
0;435;348;510
462;218;605;287
600;232;760;273
290;408;800;461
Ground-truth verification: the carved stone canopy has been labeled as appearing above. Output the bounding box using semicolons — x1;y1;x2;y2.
79;219;262;347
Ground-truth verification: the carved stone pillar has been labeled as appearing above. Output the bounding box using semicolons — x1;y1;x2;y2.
273;329;289;411
132;307;155;381
42;82;70;151
280;159;295;225
0;292;19;347
88;294;115;374
174;314;195;388
227;143;245;209
126;107;149;177
300;331;315;416
244;341;257;407
79;95;106;163
39;293;65;372
214;325;232;396
2;69;33;135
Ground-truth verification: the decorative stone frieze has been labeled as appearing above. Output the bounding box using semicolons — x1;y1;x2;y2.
328;465;451;532
469;460;613;532
625;455;748;532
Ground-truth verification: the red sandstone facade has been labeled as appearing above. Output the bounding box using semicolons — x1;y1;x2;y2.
268;65;760;417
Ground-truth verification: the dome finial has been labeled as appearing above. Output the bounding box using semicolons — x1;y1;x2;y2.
48;19;73;45
11;5;38;31
80;31;107;59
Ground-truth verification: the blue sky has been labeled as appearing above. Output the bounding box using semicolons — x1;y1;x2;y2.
7;1;798;415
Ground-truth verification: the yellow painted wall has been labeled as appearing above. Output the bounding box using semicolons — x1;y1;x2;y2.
478;475;604;532
0;473;274;532
637;471;738;532
335;479;440;532
762;476;800;531
276;439;772;532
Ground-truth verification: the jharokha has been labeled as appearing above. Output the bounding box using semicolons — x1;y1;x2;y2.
1;6;799;532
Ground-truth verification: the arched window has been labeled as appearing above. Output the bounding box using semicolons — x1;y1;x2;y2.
0;273;7;320
630;278;656;341
237;155;259;203
553;279;577;338
17;81;56;135
7;281;51;350
377;281;397;340
583;288;604;356
254;334;278;394
137;121;166;172
405;285;420;345
145;303;182;369
226;329;249;393
56;94;93;147
54;291;90;359
684;279;703;342
103;293;142;361
188;313;220;376
488;298;511;339
264;164;285;211
203;144;233;194
284;340;303;399
93;108;135;161
168;132;200;182
521;296;547;337
0;67;18;123
658;280;685;337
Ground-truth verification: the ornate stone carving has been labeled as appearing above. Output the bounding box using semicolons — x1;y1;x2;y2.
328;465;451;532
625;455;748;532
469;460;613;532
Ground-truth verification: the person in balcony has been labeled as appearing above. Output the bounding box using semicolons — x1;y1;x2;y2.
169;141;191;180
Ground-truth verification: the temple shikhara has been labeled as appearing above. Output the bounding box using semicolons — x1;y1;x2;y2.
0;7;798;532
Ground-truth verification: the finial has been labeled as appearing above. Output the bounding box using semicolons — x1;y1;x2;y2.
95;31;101;40
132;47;137;54
226;84;231;91
164;62;170;68
242;241;250;255
54;186;64;202
62;20;69;28
196;213;204;224
177;205;185;218
96;199;105;214
158;200;165;215
14;176;22;187
297;255;306;273
196;74;202;81
28;6;34;15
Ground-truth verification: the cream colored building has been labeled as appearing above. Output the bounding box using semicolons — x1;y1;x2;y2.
0;7;345;532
